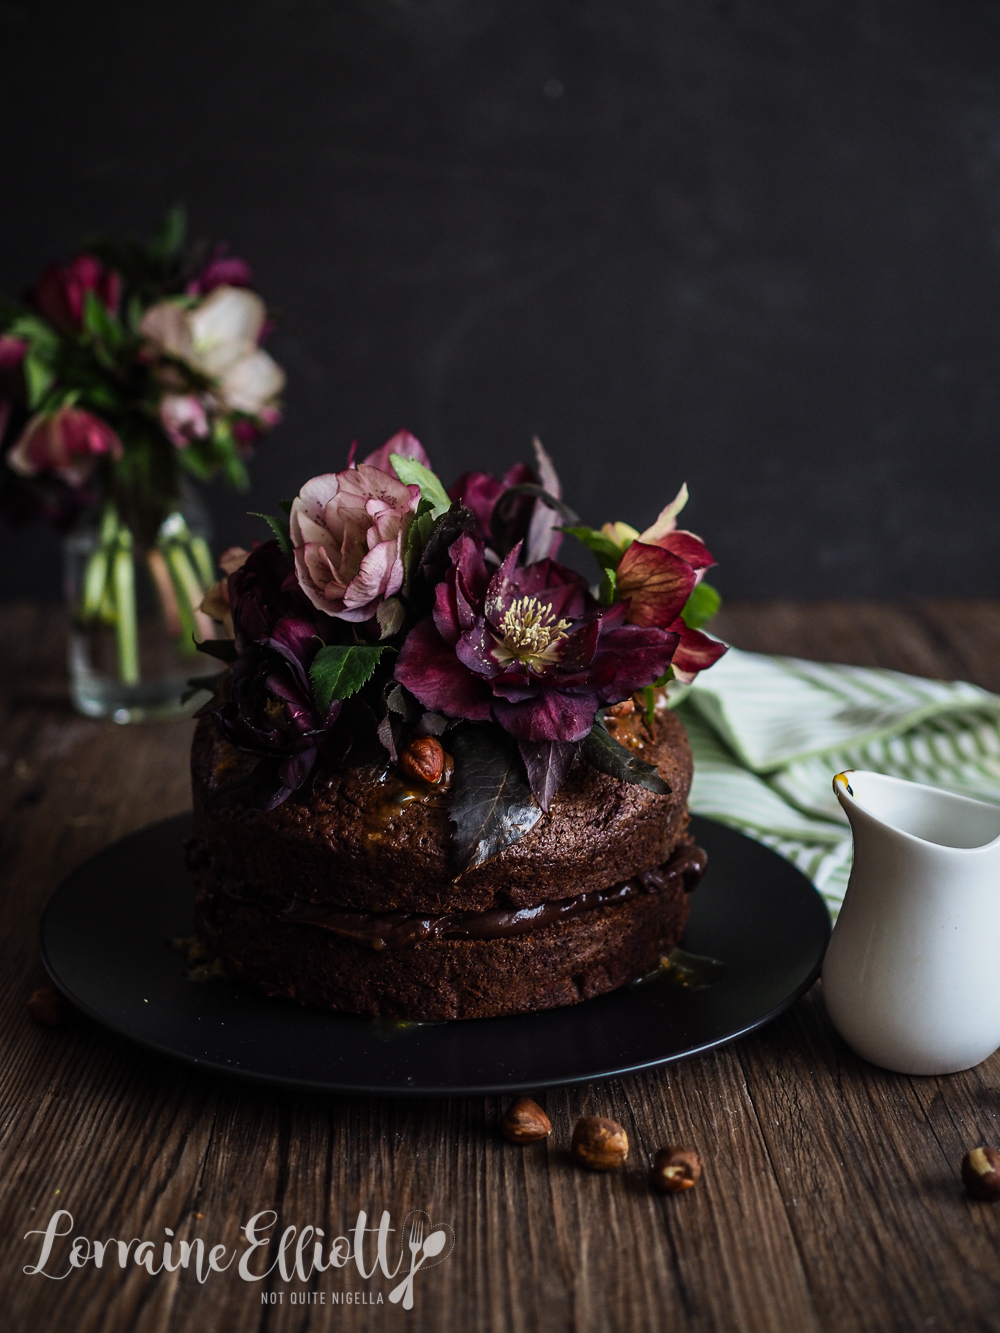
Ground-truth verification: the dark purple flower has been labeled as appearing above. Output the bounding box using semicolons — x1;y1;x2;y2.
215;625;334;808
447;437;563;564
396;535;680;751
186;248;253;296
227;539;315;651
33;254;121;335
217;540;385;807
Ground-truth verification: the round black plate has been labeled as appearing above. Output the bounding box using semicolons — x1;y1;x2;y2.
40;814;830;1095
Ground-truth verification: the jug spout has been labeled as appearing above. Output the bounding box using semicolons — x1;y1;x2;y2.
833;768;1000;852
823;769;1000;1075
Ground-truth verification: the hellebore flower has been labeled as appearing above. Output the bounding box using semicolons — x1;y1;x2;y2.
7;406;122;488
448;436;563;564
215;617;337;809
159;393;210;449
605;484;727;685
396;536;680;804
214;557;381;808
34;254;122;335
186;249;253;296
140;286;285;419
359;429;431;473
615;538;726;685
289;464;421;622
227;539;314;651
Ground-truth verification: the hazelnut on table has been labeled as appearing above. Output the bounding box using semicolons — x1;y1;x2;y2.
961;1147;1000;1201
571;1116;629;1171
651;1146;702;1193
501;1098;552;1143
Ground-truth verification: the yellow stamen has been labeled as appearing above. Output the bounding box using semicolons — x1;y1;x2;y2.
497;596;572;666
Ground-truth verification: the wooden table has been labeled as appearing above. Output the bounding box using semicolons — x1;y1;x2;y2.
3;600;1000;1333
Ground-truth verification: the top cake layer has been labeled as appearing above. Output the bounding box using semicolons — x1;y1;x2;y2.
191;701;694;915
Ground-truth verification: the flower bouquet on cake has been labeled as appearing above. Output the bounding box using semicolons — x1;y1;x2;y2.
187;434;729;1020
0;209;284;720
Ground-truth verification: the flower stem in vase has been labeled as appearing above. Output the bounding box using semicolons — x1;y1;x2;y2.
111;524;140;684
145;547;183;639
159;513;211;654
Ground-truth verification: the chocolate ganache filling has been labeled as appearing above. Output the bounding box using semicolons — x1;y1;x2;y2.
204;840;707;951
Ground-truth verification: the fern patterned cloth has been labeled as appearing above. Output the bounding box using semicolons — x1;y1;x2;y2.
675;648;1000;917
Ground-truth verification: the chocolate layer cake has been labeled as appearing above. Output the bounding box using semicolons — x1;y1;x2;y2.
189;700;707;1020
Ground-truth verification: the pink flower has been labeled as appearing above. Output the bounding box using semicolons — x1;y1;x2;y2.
359;429;430;473
186;249;253;296
158;394;210;449
7;407;122;488
34;255;121;335
140;286;284;419
289;464;421;622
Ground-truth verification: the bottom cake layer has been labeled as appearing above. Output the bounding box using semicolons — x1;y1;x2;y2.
191;851;703;1021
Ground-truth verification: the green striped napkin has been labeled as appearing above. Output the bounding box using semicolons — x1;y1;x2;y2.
675;648;1000;916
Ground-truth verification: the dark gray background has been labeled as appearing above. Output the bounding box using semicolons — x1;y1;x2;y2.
2;0;999;602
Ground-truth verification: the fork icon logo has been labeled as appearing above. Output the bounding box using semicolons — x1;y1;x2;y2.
388;1213;454;1310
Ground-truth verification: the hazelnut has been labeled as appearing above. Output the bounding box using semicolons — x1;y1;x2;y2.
501;1097;552;1144
607;699;636;718
961;1147;1000;1201
571;1116;629;1171
651;1146;702;1193
28;984;69;1027
399;737;445;785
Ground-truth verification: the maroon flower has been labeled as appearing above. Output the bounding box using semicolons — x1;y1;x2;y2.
6;407;122;488
216;619;336;809
448;437;563;564
615;540;726;683
186;248;253;296
218;542;381;807
227;539;316;651
33;254;121;335
0;336;27;375
396;536;679;803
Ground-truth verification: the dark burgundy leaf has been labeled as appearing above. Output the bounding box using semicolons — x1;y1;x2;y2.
448;725;541;872
518;738;579;812
580;717;672;795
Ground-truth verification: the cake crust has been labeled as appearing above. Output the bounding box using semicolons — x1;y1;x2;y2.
193;854;696;1021
190;702;694;915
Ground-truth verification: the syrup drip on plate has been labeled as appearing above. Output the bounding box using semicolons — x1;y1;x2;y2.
634;947;725;990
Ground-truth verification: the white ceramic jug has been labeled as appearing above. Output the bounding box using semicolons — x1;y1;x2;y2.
822;769;1000;1075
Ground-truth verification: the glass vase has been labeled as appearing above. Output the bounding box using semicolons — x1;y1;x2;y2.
65;494;221;723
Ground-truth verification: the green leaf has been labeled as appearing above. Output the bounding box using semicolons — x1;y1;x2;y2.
8;313;60;353
681;580;721;630
23;352;55;409
448;725;541;872
561;525;625;570
149;205;187;264
249;510;290;555
401;496;437;589
310;644;388;713
176;445;217;483
390;454;451;517
81;289;123;350
580;716;672;795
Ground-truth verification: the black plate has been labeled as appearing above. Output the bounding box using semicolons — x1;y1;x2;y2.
39;814;830;1095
